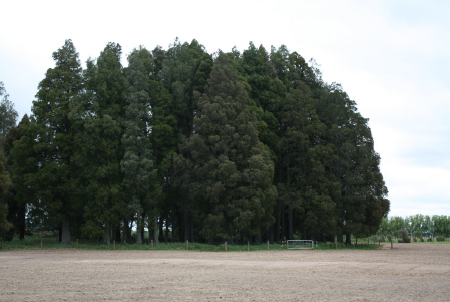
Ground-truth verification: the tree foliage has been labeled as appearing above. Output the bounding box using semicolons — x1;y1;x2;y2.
379;215;450;238
0;82;18;138
174;52;277;241
0;152;13;237
3;38;390;244
28;39;83;244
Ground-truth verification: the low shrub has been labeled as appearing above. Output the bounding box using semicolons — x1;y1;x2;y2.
398;229;410;243
420;237;424;242
413;238;417;242
436;236;445;242
427;238;433;242
398;229;407;238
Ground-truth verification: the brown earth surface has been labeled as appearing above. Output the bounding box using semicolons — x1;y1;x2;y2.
1;243;449;301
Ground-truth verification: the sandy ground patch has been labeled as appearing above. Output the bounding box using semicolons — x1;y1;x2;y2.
1;243;449;301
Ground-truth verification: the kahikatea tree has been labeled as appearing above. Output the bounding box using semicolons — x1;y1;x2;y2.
316;83;389;243
0;82;18;138
161;38;213;138
160;39;213;242
174;52;277;242
0;84;19;240
1;115;33;240
238;43;284;159
147;77;177;243
0;151;13;239
82;42;127;245
277;84;339;241
121;46;157;244
30;39;83;244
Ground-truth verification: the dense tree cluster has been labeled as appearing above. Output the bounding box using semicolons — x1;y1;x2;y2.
0;39;389;244
378;215;450;238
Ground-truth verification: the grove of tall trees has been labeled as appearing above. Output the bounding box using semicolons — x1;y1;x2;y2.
0;39;389;244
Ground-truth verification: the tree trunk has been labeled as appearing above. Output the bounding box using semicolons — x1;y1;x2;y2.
275;203;281;242
288;205;294;240
60;215;71;245
115;225;121;242
286;162;293;240
189;219;194;242
103;222;110;245
136;209;142;244
158;215;163;243
112;225;117;241
122;218;128;243
127;219;132;241
18;203;26;240
345;232;352;244
177;209;183;242
153;216;159;244
183;208;190;242
165;216;169;243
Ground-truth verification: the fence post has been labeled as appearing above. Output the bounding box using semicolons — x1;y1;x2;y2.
186;240;188;251
248;241;249;252
335;239;337;250
1;238;3;250
225;241;227;252
113;240;115;250
267;240;269;250
151;240;153;249
312;240;314;250
287;240;289;250
22;238;24;249
40;239;43;249
76;239;78;249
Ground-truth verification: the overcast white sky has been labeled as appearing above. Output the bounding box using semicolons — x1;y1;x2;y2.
1;0;449;217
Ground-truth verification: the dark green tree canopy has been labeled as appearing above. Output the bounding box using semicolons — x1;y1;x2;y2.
0;82;18;138
175;52;277;240
29;39;84;244
3;38;389;244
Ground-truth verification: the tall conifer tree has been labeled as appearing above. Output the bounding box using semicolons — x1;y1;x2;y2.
31;39;83;244
278;84;338;240
121;47;157;244
174;52;277;242
161;39;213;241
317;83;389;242
0;82;18;138
2;115;33;240
82;42;127;245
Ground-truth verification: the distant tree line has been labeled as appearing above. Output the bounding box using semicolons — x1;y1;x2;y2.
378;215;450;238
0;38;389;245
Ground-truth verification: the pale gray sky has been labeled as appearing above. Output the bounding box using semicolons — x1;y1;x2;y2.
1;0;449;217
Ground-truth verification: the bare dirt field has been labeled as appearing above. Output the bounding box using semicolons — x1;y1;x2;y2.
1;243;449;301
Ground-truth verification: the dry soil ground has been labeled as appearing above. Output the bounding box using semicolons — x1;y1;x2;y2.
1;243;449;301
